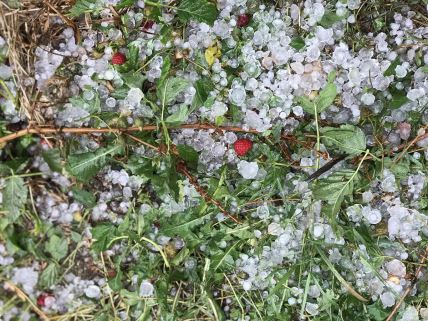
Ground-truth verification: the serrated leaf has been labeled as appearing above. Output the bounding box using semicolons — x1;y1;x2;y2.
39;262;60;288
72;188;96;208
45;235;68;261
42;148;62;172
321;125;366;155
313;168;361;221
192;78;214;110
158;77;189;107
162;212;209;236
91;223;118;252
2;176;27;221
312;169;356;201
177;144;199;170
165;105;189;125
67;145;122;182
315;83;337;112
177;0;218;26
296;95;316;114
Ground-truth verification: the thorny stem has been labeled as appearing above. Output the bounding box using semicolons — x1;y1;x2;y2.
176;161;241;224
0;124;259;145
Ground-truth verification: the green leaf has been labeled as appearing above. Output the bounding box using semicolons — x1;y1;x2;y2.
2;176;27;221
177;144;199;170
69;0;103;17
192;78;214;110
45;235;68;261
383;57;400;76
171;247;190;266
42;148;62;172
319;11;344;27
72;188;96;208
312;169;356;202
421;65;428;73
389;88;409;109
296;96;316;114
116;0;134;9
39;262;60;288
327;70;337;83
177;0;218;26
321;125;366;155
158;77;189;106
211;241;240;272
157;56;171;97
290;37;306;50
315;83;337;112
312;169;360;220
367;302;390;321
108;269;123;291
91;223;118;252
162;212;209;237
165;105;189;125
67;145;122;182
126;44;140;68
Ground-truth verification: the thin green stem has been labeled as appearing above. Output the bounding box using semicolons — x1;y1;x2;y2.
140;236;170;268
4;172;44;180
145;1;175;9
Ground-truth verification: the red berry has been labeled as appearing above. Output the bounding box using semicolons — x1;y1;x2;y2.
111;52;126;65
234;138;253;157
237;14;250;28
142;20;155;31
37;293;54;307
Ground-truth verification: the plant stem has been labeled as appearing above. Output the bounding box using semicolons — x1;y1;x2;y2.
4;172;44;180
314;104;321;170
140;236;170;268
0;124;260;145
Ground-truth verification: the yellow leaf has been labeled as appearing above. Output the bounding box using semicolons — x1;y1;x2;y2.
205;42;221;66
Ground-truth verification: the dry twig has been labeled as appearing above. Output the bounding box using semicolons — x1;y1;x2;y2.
0;124;259;145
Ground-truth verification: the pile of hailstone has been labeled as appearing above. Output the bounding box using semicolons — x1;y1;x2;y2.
1;0;428;320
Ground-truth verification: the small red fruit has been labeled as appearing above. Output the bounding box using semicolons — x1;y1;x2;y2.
37;293;54;307
237;14;251;28
111;52;126;65
234;138;253;156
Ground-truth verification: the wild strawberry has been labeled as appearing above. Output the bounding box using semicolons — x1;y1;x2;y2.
37;293;54;307
111;52;126;65
237;14;251;28
142;20;155;31
234;138;253;156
